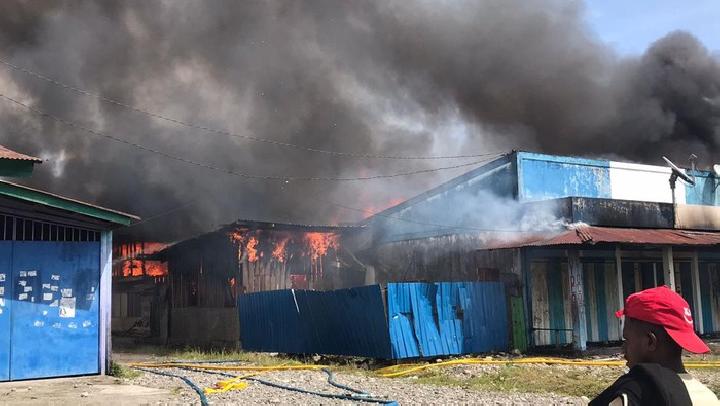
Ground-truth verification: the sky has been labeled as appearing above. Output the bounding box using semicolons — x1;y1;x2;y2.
584;0;720;55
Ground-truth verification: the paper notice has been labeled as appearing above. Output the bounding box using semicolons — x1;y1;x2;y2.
59;297;76;318
0;308;3;315
42;283;51;290
67;322;78;329
42;310;48;316
86;294;95;301
82;320;91;328
90;286;95;293
50;286;58;292
18;293;27;301
0;298;4;307
19;271;26;277
49;300;59;307
0;274;4;282
0;287;4;296
27;271;37;277
24;286;32;292
33;320;44;327
52;322;61;329
61;288;73;298
18;280;26;287
51;274;60;281
43;293;53;301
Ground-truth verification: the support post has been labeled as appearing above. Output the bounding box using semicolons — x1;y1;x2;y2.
615;247;624;333
663;247;676;291
568;249;587;351
691;251;704;334
99;230;113;375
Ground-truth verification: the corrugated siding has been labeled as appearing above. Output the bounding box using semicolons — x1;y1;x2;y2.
238;285;392;358
239;282;509;359
388;282;509;358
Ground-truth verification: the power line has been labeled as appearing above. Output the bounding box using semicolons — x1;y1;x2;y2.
0;92;501;182
0;57;501;161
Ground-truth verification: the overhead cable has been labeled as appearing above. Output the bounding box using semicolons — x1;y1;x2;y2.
0;57;500;161
0;92;499;182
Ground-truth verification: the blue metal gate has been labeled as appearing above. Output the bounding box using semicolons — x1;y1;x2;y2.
0;242;11;381
0;242;100;381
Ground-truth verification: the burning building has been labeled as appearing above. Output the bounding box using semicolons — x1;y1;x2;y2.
111;241;169;342
355;151;720;353
148;220;362;347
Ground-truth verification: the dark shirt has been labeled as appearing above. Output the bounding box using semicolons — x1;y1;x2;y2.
590;363;693;406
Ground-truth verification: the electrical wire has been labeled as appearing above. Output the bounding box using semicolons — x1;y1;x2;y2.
0;92;497;182
0;56;499;161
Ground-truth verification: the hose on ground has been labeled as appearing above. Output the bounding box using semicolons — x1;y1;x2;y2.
376;356;720;378
133;366;209;406
184;366;399;405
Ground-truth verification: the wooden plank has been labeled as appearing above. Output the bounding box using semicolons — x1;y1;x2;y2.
594;265;608;342
604;262;620;341
584;265;598;342
568;249;587;351
531;262;550;345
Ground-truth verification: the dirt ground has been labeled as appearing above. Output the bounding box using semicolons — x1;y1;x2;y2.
0;375;179;405
2;344;720;405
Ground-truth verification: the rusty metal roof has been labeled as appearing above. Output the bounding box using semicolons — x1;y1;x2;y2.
485;225;720;250
0;145;42;162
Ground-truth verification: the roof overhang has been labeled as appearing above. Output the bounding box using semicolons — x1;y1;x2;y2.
0;180;138;228
483;226;720;250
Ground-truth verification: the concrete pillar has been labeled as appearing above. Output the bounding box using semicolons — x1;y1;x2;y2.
663;247;676;291
691;251;704;334
568;249;587;351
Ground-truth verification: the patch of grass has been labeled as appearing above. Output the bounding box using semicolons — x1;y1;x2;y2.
110;361;143;379
414;365;617;398
166;348;304;366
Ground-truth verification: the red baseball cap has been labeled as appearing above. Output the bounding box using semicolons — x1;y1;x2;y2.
615;285;710;354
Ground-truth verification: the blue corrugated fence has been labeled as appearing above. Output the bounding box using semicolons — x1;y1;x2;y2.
239;282;508;359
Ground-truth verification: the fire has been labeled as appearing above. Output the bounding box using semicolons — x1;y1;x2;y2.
272;237;289;263
246;237;259;263
362;197;405;219
115;242;169;278
304;232;339;260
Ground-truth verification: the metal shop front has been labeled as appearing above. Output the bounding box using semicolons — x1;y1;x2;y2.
0;216;101;381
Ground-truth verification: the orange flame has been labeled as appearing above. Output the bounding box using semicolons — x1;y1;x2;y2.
246;237;259;263
116;242;168;278
272;237;290;263
304;232;339;260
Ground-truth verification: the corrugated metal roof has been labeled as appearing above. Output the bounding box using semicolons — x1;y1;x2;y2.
0;145;42;162
485;225;720;249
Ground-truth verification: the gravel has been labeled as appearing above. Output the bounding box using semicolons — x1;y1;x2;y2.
130;366;586;405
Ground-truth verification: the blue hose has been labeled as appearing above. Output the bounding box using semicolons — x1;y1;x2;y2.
133;367;209;406
184;367;399;405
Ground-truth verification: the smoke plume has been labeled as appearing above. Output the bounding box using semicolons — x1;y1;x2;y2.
0;1;718;241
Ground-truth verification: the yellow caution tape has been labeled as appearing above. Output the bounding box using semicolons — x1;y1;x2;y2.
375;356;720;378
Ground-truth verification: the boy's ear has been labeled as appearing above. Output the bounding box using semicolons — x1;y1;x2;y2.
647;331;658;351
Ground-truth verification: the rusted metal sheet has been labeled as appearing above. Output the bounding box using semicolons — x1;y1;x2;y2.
486;226;720;250
0;145;41;162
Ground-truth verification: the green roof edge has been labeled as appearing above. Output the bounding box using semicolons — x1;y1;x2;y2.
0;181;137;226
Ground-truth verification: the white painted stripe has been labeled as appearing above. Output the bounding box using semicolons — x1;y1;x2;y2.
609;161;686;204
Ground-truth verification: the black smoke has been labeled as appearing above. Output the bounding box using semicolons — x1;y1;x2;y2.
0;1;718;241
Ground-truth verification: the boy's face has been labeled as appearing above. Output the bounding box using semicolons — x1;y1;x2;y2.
622;318;654;367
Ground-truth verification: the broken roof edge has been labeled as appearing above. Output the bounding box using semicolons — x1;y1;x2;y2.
154;217;363;259
0;180;139;227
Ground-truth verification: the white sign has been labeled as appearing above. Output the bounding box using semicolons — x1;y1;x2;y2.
43;293;53;301
59;297;76;318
